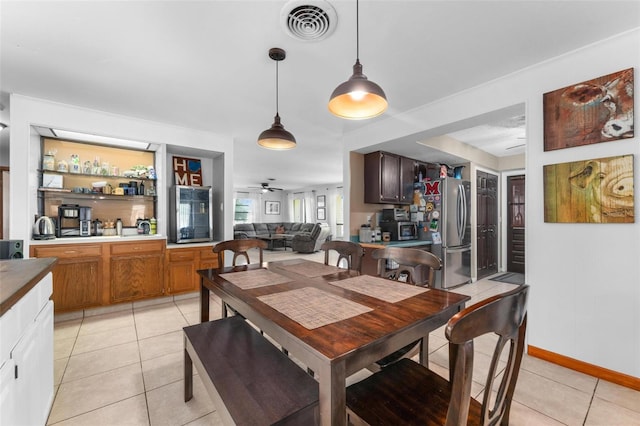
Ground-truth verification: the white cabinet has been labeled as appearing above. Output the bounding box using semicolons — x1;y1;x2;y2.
0;272;54;426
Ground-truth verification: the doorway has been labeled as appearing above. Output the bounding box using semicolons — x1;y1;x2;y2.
507;175;525;273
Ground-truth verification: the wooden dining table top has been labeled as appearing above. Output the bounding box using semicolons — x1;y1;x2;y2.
197;258;470;425
198;259;469;361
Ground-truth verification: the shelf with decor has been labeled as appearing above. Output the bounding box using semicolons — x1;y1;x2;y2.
37;138;158;231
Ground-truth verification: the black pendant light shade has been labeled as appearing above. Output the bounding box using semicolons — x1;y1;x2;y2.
328;0;387;120
328;59;387;119
258;48;297;150
258;113;296;150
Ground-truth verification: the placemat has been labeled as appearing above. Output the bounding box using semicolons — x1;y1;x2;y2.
330;275;428;303
257;287;372;329
280;260;342;277
220;269;293;290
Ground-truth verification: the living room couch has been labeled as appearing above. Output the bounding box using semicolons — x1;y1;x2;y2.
233;222;332;253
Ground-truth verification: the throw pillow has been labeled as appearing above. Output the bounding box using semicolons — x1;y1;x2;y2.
275;226;285;234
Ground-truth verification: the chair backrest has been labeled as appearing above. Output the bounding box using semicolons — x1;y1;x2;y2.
321;240;364;272
445;285;529;426
212;239;268;268
371;246;442;286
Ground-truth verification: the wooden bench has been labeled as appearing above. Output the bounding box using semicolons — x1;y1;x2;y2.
183;315;319;425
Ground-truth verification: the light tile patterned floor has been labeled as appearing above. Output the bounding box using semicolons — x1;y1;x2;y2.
47;249;640;425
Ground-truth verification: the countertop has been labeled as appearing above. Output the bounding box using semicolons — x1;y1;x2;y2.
357;240;433;249
30;234;168;245
0;257;58;316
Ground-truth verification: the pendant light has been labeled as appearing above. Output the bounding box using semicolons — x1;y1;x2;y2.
328;0;387;120
258;47;297;150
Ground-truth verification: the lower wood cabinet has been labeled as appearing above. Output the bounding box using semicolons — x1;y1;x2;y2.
110;240;165;303
30;240;219;312
166;245;219;295
30;244;104;312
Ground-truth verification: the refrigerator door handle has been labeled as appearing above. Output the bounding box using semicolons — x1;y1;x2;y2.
457;184;465;242
460;183;467;242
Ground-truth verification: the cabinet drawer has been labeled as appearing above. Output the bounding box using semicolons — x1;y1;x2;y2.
32;244;102;259
199;249;216;260
168;249;196;262
111;240;164;255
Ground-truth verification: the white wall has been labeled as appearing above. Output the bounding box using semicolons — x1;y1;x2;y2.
344;29;640;378
9;94;235;250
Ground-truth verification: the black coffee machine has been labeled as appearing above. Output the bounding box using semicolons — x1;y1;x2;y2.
57;204;92;237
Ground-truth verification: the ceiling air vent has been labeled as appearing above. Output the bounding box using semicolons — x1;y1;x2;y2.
281;0;337;42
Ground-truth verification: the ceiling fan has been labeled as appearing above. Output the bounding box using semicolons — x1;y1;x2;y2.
250;182;283;192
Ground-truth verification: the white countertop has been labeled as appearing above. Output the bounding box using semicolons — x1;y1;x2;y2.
30;234;167;245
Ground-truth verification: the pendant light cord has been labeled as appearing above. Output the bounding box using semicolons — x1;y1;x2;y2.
356;0;359;61
275;60;279;115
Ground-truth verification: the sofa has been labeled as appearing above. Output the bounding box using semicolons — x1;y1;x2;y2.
233;222;332;253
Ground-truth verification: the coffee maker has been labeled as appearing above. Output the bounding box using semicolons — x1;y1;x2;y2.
57;204;92;237
79;206;92;236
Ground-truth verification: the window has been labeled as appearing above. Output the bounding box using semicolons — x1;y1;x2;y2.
334;190;344;238
292;198;304;222
234;198;253;224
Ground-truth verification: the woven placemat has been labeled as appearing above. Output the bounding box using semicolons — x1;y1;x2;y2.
220;269;293;290
258;287;372;329
280;260;342;277
331;275;428;303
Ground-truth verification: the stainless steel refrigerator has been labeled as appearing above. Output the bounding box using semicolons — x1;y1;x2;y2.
422;178;472;288
170;185;213;243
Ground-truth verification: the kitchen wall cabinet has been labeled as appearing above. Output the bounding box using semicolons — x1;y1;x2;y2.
414;161;440;182
110;240;165;302
166;245;219;295
31;244;104;312
365;151;415;204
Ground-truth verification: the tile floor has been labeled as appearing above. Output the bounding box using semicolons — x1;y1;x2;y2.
48;249;640;425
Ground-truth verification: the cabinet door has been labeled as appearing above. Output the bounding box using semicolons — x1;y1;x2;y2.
166;249;197;294
111;254;165;302
198;249;219;271
379;152;400;203
51;258;103;312
399;156;415;204
0;358;16;426
31;244;104;312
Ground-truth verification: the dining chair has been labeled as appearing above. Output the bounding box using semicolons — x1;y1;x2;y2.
346;284;529;426
372;246;442;287
212;238;268;317
369;247;443;370
321;240;364;273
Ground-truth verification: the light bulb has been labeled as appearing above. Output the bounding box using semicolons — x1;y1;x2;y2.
349;91;366;101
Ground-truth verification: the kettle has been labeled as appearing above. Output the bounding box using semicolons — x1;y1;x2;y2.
33;216;56;240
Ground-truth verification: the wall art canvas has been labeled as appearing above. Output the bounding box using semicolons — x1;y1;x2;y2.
543;68;634;151
265;201;280;215
544;154;634;223
173;156;202;186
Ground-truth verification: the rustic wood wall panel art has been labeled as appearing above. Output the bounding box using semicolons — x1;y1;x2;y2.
544;154;634;223
544;68;634;151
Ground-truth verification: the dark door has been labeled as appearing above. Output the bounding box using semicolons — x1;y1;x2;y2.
507;175;525;273
477;171;498;279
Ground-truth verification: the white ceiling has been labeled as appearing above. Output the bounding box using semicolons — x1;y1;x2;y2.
1;1;639;190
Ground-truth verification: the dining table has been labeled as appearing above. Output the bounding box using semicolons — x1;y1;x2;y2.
197;258;470;426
